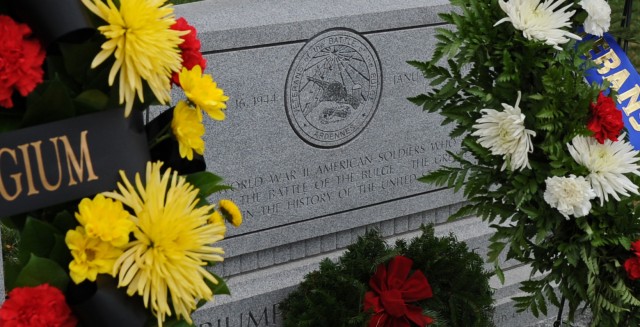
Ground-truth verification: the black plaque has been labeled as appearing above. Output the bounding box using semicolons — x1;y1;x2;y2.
0;109;149;217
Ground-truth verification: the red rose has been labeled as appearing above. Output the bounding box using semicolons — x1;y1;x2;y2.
587;92;624;144
171;17;207;86
0;284;77;327
625;257;640;280
0;15;46;108
363;256;433;327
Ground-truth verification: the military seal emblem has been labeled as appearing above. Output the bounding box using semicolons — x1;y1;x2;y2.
285;29;382;148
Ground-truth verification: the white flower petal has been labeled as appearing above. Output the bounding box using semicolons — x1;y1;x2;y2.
579;0;611;36
472;91;536;171
544;175;596;218
495;0;581;50
567;134;640;205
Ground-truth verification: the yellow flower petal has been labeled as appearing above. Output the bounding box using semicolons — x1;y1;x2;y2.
75;194;135;247
179;66;229;121
82;0;186;116
103;162;224;326
66;227;123;284
171;101;205;161
218;199;242;227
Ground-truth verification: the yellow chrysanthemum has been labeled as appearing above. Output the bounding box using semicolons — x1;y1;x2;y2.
66;227;123;284
179;65;229;121
218;199;242;227
81;0;186;116
208;210;226;229
171;100;205;161
104;161;226;326
75;194;135;247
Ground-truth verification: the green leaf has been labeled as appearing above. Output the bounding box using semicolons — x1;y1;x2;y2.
59;41;101;84
408;94;430;107
208;272;230;296
52;211;78;234
0;115;22;133
23;80;76;127
487;241;506;264
14;254;69;291
185;171;232;199
49;234;73;268
75;89;109;114
18;217;59;264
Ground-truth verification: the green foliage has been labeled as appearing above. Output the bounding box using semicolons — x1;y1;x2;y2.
1;215;77;291
14;254;70;291
279;225;494;327
412;0;640;325
185;172;232;198
608;0;640;69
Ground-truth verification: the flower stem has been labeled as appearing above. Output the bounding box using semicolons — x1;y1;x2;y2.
149;124;172;150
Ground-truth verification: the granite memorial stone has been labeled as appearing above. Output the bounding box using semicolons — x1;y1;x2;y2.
168;0;568;326
0;0;566;326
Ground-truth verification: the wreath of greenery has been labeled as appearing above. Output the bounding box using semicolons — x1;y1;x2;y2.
279;225;494;327
410;0;640;325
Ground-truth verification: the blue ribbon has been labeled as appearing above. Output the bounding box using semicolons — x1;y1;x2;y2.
582;33;640;149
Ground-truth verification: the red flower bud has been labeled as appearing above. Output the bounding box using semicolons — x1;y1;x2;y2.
0;15;46;108
170;17;207;86
0;284;77;327
587;92;624;144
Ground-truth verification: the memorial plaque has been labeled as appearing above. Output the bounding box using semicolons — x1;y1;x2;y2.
0;1;573;325
176;0;467;321
190;7;464;259
173;0;559;325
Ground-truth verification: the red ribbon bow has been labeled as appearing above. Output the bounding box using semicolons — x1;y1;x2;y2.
363;256;433;327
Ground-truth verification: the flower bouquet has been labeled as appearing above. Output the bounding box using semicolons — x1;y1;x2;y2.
0;0;241;326
279;225;495;327
411;0;639;325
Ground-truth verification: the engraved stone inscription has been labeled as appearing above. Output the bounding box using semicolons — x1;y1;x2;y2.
222;138;462;225
285;29;382;148
197;304;280;327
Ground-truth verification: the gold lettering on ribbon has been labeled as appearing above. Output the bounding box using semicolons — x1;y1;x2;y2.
630;117;640;132
586;37;611;59
31;140;63;191
621;85;640;116
594;48;622;74
58;131;99;186
0;148;23;201
16;144;39;196
605;69;630;91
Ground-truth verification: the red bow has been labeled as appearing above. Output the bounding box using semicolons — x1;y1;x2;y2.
363;256;433;327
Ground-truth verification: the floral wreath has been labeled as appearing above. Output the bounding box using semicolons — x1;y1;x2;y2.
0;0;243;326
412;0;640;325
279;225;495;327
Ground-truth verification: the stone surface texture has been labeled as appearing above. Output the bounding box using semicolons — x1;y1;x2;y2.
170;1;570;326
184;1;566;326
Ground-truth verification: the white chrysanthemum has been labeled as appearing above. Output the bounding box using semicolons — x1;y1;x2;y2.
495;0;581;50
579;0;611;37
471;92;536;171
567;134;640;205
544;175;596;218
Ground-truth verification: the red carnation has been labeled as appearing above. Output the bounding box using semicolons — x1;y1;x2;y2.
0;15;46;109
631;240;640;257
0;284;77;327
171;17;207;86
363;256;434;327
587;92;624;144
625;257;640;280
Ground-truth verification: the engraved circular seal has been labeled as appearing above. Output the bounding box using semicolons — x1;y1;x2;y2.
285;29;382;148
